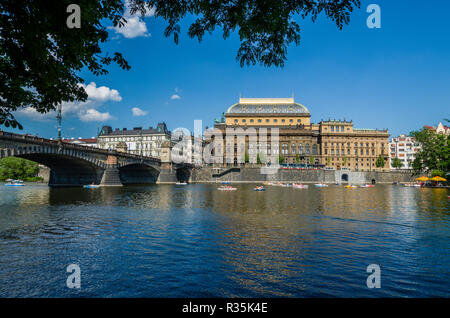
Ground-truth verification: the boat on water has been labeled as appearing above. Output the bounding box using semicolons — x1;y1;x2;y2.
83;184;100;189
293;184;308;189
176;182;187;185
360;184;374;188
221;181;231;184
403;183;421;187
4;179;24;186
218;185;237;191
345;185;357;189
254;186;265;191
314;183;328;187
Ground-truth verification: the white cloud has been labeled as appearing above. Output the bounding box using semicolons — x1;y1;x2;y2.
83;82;122;102
110;2;154;39
17;81;121;123
79;109;113;122
132;107;148;116
170;94;181;100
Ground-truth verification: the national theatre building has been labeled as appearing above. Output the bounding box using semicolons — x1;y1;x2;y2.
212;97;390;171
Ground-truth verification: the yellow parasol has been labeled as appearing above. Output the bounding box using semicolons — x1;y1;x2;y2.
430;176;446;182
416;176;429;181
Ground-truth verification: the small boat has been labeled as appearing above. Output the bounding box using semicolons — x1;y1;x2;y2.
176;182;187;185
293;184;308;189
345;185;357;189
314;183;328;187
254;186;265;191
360;184;374;188
221;181;231;184
403;183;420;187
83;184;100;189
218;185;237;191
5;181;24;186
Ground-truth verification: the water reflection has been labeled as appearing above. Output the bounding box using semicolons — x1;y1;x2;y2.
0;183;448;297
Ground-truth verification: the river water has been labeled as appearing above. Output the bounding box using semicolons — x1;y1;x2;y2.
0;183;448;297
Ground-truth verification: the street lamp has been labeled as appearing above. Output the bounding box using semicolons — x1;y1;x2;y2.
56;103;62;151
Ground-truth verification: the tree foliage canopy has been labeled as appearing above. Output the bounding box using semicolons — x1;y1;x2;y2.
0;0;129;129
375;155;385;168
0;157;40;180
392;157;403;169
1;0;360;129
411;127;450;175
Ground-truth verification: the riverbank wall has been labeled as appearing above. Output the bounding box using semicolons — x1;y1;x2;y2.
190;167;416;184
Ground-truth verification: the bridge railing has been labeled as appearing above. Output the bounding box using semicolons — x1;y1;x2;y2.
0;130;161;162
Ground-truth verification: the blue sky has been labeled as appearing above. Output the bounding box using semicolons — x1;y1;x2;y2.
12;0;450;139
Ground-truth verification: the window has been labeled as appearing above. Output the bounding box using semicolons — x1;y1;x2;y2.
297;119;301;123
291;144;296;154
274;119;277;123
250;119;254;123
282;119;285;123
234;119;238;123
341;126;344;132
312;144;318;155
289;119;293;123
242;119;246;123
331;126;335;132
258;119;262;123
266;119;269;123
299;144;304;155
282;144;288;155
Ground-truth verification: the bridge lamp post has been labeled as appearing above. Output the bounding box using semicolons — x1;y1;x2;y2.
56;103;62;151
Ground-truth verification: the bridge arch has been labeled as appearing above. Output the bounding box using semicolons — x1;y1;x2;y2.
118;162;160;184
5;152;105;186
175;166;191;183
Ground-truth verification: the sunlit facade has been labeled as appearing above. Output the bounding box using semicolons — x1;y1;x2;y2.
213;97;390;171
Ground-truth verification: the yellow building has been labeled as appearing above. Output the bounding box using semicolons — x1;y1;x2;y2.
213;97;390;171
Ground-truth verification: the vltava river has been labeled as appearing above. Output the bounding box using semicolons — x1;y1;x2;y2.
0;183;448;297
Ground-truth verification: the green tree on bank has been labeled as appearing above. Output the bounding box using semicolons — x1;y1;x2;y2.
392;157;403;170
376;155;385;169
0;157;43;181
0;0;360;129
410;126;450;176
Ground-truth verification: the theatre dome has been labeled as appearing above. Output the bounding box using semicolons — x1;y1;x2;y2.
226;97;310;115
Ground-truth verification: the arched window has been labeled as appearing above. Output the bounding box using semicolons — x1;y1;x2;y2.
291;144;296;154
305;143;310;155
298;144;303;155
312;144;318;155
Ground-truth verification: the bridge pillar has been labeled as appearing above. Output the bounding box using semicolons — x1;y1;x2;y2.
100;155;123;186
157;141;177;184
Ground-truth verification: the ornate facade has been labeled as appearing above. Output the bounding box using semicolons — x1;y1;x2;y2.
212;97;390;171
97;122;170;157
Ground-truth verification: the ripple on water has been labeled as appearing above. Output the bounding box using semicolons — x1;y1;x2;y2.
0;184;448;297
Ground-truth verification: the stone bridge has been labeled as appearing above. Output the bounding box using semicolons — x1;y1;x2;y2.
0;131;192;186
